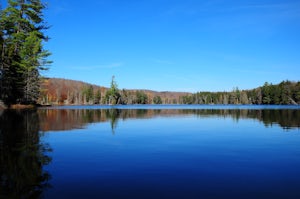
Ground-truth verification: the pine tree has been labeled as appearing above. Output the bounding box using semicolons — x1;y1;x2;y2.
105;76;120;105
0;0;51;105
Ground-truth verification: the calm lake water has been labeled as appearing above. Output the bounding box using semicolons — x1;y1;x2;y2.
1;105;300;199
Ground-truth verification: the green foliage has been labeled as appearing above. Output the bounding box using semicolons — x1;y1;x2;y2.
180;81;300;105
37;78;299;105
135;91;148;104
94;89;101;104
180;95;194;104
153;95;162;104
105;76;120;105
83;85;94;104
0;0;50;105
262;82;272;104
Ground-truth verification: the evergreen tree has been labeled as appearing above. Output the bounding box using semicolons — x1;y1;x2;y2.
83;85;94;104
0;0;51;105
105;76;120;105
262;82;272;104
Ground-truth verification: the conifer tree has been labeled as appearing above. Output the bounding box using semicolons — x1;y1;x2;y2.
0;0;51;105
105;76;120;105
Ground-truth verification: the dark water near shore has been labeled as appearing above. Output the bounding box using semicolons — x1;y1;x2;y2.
1;105;300;198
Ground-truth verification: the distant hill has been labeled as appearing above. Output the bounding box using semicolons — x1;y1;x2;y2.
38;78;191;105
38;78;299;105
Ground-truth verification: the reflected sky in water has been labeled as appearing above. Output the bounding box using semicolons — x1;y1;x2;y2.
1;106;300;199
41;107;300;199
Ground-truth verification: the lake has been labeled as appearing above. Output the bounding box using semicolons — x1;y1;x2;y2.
1;105;300;199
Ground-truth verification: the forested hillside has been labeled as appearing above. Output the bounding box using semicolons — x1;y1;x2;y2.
38;78;300;105
38;78;190;105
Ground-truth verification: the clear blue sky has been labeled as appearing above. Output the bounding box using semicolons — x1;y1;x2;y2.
2;0;300;92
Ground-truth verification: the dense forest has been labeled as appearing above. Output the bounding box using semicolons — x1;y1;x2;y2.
0;0;50;106
38;78;300;105
180;81;300;105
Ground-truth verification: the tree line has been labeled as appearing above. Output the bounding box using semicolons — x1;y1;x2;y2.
0;0;50;106
39;77;163;105
39;77;299;106
109;80;300;105
180;81;300;105
1;2;299;107
89;79;300;105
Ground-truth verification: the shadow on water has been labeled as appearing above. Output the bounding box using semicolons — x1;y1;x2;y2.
37;108;300;133
0;110;52;199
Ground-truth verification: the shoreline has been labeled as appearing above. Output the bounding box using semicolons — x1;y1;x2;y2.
0;104;37;110
10;104;37;109
1;103;299;110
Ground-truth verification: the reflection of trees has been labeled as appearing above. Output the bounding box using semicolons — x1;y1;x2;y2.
259;109;300;129
0;110;52;199
37;108;300;133
183;109;300;129
105;109;120;134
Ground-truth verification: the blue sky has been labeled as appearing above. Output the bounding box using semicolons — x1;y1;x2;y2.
2;0;300;92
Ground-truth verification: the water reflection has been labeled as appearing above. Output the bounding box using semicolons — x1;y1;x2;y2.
105;109;120;134
0;110;52;199
38;108;300;133
1;107;299;198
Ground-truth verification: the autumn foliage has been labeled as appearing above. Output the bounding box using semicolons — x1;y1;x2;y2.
38;78;189;105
